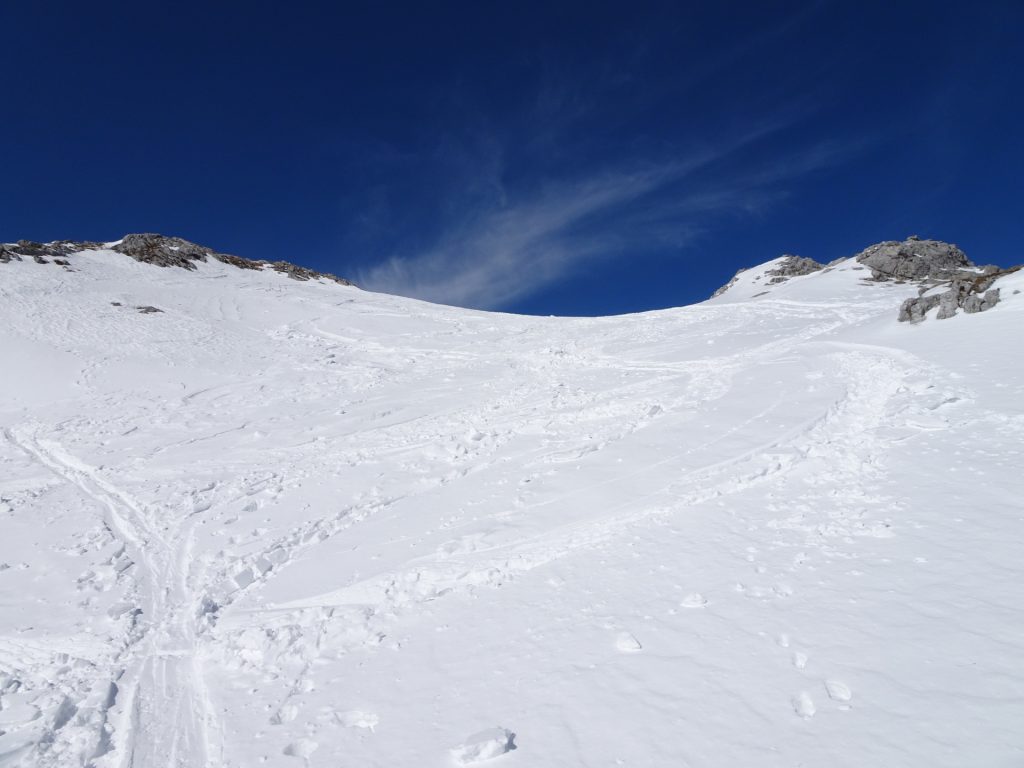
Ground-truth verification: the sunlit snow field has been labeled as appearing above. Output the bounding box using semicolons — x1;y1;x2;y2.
1;250;1022;767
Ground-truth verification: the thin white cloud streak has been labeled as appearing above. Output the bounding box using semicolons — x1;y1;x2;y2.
360;167;675;309
358;131;855;310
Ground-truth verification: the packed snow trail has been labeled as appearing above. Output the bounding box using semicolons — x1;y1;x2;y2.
1;248;1022;767
3;427;216;767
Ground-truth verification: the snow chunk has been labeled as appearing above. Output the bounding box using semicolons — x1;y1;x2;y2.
337;710;379;731
451;728;517;764
792;692;816;719
679;592;708;608
283;738;318;759
614;631;643;652
0;701;40;727
825;679;853;703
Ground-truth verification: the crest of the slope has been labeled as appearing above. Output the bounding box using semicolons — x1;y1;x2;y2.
0;233;353;285
709;236;1021;324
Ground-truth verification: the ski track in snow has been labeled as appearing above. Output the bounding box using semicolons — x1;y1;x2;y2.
214;347;938;680
1;252;1022;766
3;426;219;767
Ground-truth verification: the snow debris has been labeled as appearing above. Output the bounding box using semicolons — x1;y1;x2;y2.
451;728;517;764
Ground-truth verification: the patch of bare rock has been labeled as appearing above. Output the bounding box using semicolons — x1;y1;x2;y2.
0;234;353;285
711;236;1020;324
855;236;1017;323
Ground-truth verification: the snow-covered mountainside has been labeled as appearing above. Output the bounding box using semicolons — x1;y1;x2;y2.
1;239;1022;767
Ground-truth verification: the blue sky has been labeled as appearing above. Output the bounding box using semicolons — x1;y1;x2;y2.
2;2;1022;315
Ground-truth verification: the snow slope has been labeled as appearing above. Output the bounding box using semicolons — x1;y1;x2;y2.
1;249;1022;767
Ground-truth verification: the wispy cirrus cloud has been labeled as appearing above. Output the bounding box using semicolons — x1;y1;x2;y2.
359;163;676;309
357;122;857;310
344;5;872;312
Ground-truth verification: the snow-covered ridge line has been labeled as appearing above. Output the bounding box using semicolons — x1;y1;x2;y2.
0;233;353;286
711;235;1022;323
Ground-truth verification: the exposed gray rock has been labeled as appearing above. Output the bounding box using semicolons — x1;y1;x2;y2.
970;266;1004;293
0;234;354;286
113;233;228;270
856;237;970;281
765;255;824;284
267;260;337;282
898;294;940;323
710;236;1017;323
935;288;961;320
112;234;353;284
2;239;103;263
855;237;1020;323
711;254;824;298
963;288;1001;314
135;305;164;314
898;269;1017;323
710;270;743;298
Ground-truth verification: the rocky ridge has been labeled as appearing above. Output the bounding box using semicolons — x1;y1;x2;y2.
765;255;829;283
5;234;1018;324
856;236;1014;323
0;234;353;285
712;255;837;299
712;236;1020;323
856;237;973;282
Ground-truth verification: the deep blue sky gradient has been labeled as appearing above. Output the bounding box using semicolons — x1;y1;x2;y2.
2;2;1022;314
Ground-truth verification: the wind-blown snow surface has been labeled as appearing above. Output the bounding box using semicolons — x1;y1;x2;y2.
1;250;1023;767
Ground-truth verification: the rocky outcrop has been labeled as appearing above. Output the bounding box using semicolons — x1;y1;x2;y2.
710;270;743;298
710;255;825;298
709;235;1017;323
0;239;102;264
111;234;353;284
112;233;247;270
898;267;1019;323
856;236;1015;322
265;260;346;282
855;236;971;281
0;234;353;285
765;255;824;284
